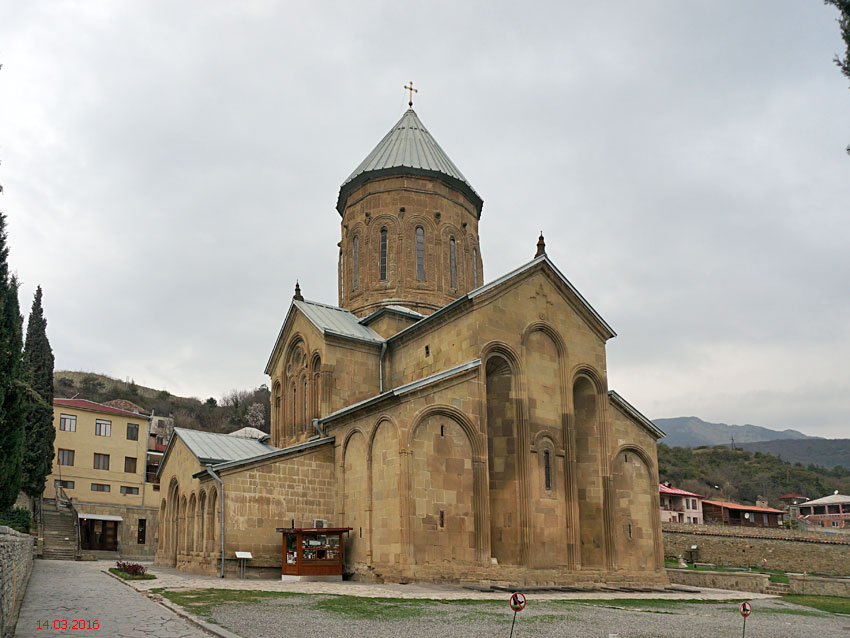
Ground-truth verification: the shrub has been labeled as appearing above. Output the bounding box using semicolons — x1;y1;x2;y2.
115;561;146;576
0;507;32;533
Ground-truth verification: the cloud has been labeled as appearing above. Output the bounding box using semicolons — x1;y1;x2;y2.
2;1;848;436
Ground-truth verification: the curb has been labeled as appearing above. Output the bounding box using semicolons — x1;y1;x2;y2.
101;569;241;638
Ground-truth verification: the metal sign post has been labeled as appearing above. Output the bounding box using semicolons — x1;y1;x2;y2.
739;601;752;638
508;592;526;638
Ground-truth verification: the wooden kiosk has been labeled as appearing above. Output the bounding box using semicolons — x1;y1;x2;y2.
276;527;352;581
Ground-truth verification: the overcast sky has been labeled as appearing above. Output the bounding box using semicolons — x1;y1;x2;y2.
2;2;848;437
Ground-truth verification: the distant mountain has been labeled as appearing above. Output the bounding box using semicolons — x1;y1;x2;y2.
654;416;816;448
739;438;850;470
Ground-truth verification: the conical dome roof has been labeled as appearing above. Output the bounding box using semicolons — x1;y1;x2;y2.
336;109;483;217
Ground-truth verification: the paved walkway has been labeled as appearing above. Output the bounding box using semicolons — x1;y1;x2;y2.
128;562;774;602
14;560;209;637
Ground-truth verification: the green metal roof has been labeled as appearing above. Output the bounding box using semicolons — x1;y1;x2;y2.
336;109;483;217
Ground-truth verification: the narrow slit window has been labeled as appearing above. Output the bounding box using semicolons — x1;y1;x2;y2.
352;236;359;289
416;227;425;281
628;523;633;540
439;510;445;528
544;450;551;491
304;380;308;430
472;248;478;288
379;228;387;280
450;237;457;289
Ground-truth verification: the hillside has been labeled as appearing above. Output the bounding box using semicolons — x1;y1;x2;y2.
739;438;850;470
53;371;270;434
657;444;850;507
654;416;814;448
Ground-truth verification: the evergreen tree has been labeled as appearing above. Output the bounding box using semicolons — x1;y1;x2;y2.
21;286;55;497
0;213;26;509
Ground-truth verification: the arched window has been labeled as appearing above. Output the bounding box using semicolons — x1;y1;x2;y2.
472;247;478;288
352;236;359;289
416;227;425;281
303;380;308;431
291;386;296;438
544;449;551;491
379;228;388;281
449;236;457;289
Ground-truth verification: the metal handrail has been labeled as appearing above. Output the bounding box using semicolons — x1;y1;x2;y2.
56;486;81;557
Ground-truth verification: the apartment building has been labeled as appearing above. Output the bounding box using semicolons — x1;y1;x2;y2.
46;398;160;556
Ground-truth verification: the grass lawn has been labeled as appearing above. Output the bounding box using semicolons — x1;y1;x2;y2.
151;588;300;617
665;559;790;583
779;595;850;615
108;568;156;581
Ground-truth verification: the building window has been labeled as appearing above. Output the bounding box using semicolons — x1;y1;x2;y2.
124;457;137;473
416;227;425;281
57;449;75;466
138;519;146;544
120;486;139;495
95;419;111;437
59;414;76;432
449;236;457;289
439;510;445;528
472;248;478;288
126;423;139;441
93;453;110;470
352;236;359;290
54;479;74;489
91;483;110;492
304;380;308;430
628;523;633;540
543;450;552;491
379;228;388;280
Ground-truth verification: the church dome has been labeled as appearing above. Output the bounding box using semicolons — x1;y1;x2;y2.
336;109;483;217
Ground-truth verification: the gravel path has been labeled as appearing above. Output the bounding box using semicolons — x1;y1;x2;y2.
207;595;850;638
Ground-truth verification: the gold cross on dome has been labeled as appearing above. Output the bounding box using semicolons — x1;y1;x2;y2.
404;81;418;107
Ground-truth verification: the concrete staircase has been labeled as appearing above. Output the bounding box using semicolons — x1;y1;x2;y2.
765;581;791;596
41;499;78;561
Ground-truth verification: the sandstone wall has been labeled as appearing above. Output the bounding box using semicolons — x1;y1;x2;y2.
663;523;850;576
788;574;850;596
0;525;34;638
666;568;770;593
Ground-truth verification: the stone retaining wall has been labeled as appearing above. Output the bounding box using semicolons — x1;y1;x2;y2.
0;525;34;638
666;568;769;593
663;522;850;576
788;574;850;597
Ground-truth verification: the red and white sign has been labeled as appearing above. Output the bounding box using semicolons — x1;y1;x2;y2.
739;601;752;618
509;592;526;612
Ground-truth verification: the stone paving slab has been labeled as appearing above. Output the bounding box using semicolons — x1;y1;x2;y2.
124;562;775;602
14;560;210;638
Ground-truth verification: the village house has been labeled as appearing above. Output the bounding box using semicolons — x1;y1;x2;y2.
659;483;704;524
702;500;784;528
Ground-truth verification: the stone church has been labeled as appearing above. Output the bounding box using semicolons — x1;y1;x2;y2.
155;106;667;586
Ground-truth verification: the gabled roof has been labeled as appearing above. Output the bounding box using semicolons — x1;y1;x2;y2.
702;500;785;515
321;359;481;425
359;305;424;326
803;493;850;506
54;398;149;419
265;298;384;374
387;254;616;345
659;484;704;498
608;390;665;439
158;427;279;475
337;109;483;217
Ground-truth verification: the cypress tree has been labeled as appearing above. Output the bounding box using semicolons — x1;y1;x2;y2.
0;213;26;509
22;286;55;497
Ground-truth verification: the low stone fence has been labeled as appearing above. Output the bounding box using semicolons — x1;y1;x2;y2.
0;525;34;638
788;574;850;597
666;569;770;593
663;522;850;576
